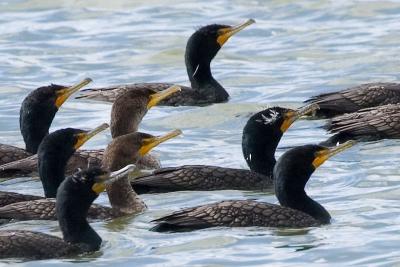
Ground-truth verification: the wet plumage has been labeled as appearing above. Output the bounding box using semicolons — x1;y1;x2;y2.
103;130;182;216
0;86;179;178
326;103;400;141
0;167;129;260
132;104;318;194
305;82;400;118
77;20;255;106
151;142;354;232
0;79;91;166
0;125;110;221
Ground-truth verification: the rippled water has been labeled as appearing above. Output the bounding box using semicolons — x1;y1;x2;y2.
1;0;400;266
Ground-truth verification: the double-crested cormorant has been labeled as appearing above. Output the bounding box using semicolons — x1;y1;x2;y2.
0;85;181;177
0;78;91;165
102;130;182;216
325;103;400;141
76;19;255;106
0;129;182;220
0;124;108;211
305;83;400;118
0;165;134;260
151;141;355;232
131;104;318;194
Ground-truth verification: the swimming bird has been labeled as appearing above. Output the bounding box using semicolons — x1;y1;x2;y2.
131;104;318;194
0;78;91;165
0;129;181;220
324;103;400;142
102;130;182;216
0;165;133;260
305;83;400;118
0;85;181;177
0;123;108;210
151;141;355;232
76;19;255;106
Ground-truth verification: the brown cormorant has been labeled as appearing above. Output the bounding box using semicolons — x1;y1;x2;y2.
76;19;255;106
151;141;355;232
102;130;182;216
0;129;181;221
0;85;181;177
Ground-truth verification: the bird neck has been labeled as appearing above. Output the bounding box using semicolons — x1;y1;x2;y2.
242;130;281;177
275;175;331;224
104;156;146;216
185;54;228;103
38;150;70;198
57;188;101;251
106;175;145;216
19;94;58;153
20;109;56;154
110;107;145;138
244;143;277;177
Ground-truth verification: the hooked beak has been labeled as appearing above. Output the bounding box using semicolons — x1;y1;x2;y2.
280;103;320;133
74;123;109;150
92;164;136;194
312;140;356;169
217;19;255;46
147;85;181;109
138;129;182;157
55;78;92;108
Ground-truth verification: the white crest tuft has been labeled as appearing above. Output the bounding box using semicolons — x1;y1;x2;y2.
256;110;279;125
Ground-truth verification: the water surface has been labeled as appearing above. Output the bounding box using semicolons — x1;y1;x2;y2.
1;1;400;266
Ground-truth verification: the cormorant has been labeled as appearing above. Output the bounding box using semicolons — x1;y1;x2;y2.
76;19;255;106
131;104;319;193
305;83;400;118
0;78;91;165
0;165;134;260
151;141;355;232
0;85;180;177
0;129;182;221
325;103;400;141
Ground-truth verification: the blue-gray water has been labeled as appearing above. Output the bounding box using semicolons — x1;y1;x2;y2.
1;1;400;266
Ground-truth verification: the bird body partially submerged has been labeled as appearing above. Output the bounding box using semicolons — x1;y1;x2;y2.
0;78;92;166
132;104;319;193
306;82;400;118
0;165;134;260
77;20;255;106
0;85;180;178
0;124;110;220
324;103;400;143
152;141;355;232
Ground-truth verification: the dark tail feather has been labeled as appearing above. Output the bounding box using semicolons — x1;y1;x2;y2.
150;222;206;232
151;223;186;232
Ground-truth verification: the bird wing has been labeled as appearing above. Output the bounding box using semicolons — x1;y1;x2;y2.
0;230;78;259
76;83;193;103
0;191;43;207
0;199;113;221
0;199;57;220
306;83;400;116
0;144;32;165
132;165;271;194
327;104;400;139
151;200;319;232
0;149;104;179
